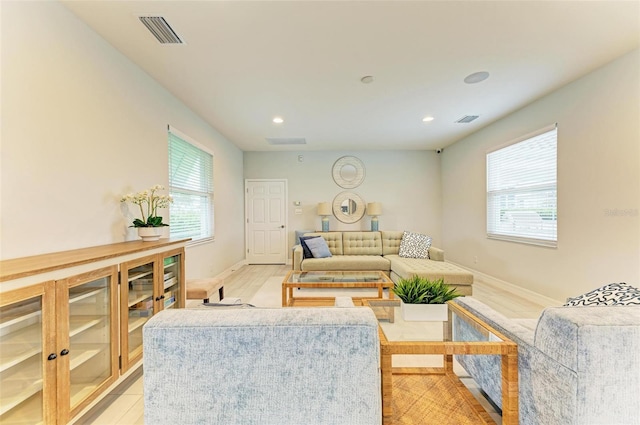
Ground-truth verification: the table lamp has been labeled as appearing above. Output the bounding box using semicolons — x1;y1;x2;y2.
367;202;382;231
317;202;331;232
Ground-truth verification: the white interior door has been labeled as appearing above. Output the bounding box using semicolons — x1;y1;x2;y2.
245;179;287;264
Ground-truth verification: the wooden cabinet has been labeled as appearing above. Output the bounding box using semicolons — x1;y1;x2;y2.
0;239;188;424
119;248;184;373
0;267;118;424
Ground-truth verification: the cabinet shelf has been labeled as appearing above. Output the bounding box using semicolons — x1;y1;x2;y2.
128;316;148;334
0;323;42;373
69;287;106;304
69;316;104;338
0;392;43;425
69;344;107;371
163;277;177;290
0;381;42;417
128;292;152;308
0;355;43;416
0;310;41;330
128;270;153;282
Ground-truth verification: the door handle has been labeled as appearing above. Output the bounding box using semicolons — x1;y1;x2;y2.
280;225;285;228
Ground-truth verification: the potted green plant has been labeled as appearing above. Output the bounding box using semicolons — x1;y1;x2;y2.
392;276;462;321
121;184;173;241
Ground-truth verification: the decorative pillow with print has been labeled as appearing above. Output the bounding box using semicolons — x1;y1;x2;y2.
563;282;640;306
398;231;432;259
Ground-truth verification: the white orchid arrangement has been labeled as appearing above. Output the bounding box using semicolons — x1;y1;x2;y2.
121;184;173;227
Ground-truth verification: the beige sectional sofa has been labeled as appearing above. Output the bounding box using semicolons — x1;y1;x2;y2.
292;231;473;295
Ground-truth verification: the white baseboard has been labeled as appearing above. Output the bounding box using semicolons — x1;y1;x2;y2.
448;261;562;307
214;260;248;280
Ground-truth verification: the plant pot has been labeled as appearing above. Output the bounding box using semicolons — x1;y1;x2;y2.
400;301;448;322
137;227;162;242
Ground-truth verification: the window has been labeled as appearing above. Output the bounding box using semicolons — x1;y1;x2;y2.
486;125;557;247
168;126;214;242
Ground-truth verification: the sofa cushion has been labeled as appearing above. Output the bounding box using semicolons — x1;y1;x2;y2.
301;255;391;272
300;235;321;258
381;231;404;256
342;232;382;255
398;231;432;259
563;282;640;306
303;232;343;255
305;236;332;258
387;255;473;285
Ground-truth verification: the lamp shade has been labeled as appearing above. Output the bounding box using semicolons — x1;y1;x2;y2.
367;202;382;216
317;202;331;216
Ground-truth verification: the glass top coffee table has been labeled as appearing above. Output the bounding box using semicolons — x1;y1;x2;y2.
282;270;393;307
363;298;518;425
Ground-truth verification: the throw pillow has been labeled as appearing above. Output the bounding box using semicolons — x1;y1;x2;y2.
304;236;332;258
563;282;640;306
295;229;315;246
398;231;432;259
299;236;321;259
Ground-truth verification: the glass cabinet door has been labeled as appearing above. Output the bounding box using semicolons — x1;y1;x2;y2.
161;249;184;310
0;284;54;425
62;266;118;419
121;255;158;372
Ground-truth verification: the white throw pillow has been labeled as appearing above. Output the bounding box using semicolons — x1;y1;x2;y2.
398;231;432;259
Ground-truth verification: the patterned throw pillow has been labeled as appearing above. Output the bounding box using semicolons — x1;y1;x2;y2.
398;231;432;259
563;282;640;306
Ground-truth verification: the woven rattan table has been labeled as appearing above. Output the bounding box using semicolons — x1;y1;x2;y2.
281;270;393;307
363;299;518;425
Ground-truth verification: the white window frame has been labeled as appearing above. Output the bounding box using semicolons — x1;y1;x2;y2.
486;124;557;247
168;126;214;244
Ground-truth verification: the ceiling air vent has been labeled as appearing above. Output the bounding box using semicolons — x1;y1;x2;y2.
139;16;184;44
455;115;480;124
266;138;307;145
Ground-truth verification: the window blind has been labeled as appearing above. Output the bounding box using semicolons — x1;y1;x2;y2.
486;126;557;247
168;128;214;241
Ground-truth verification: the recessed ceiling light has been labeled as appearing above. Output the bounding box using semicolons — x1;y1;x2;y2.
464;71;490;84
360;75;374;84
422;116;434;122
273;117;284;124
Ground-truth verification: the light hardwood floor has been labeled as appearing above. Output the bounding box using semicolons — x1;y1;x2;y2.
75;264;547;425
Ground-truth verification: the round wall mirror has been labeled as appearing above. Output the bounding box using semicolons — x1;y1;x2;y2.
332;192;365;224
332;156;365;189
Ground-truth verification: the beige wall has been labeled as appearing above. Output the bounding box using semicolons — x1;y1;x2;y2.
0;1;246;278
244;150;442;253
442;49;640;301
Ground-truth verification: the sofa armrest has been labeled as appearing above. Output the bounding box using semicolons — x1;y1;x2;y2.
429;246;444;261
292;244;303;271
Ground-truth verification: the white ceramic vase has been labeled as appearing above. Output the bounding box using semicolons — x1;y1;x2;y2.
400;301;448;322
137;227;162;242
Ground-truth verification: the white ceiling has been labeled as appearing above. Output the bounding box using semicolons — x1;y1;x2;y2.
62;1;640;152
